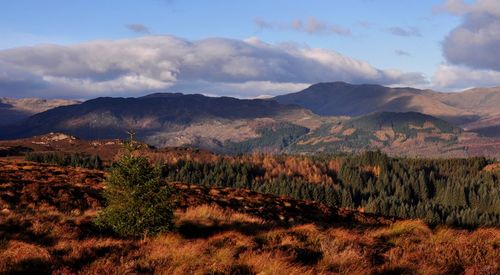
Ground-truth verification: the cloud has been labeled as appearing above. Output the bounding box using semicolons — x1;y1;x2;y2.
292;17;351;36
395;49;411;56
0;61;49;94
388;26;421;37
170;80;310;99
436;0;500;16
433;64;500;89
254;17;351;36
440;0;500;71
125;24;151;34
0;35;426;98
430;0;500;89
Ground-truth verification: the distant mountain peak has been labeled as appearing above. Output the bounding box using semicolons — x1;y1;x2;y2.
273;82;496;128
0;97;80;126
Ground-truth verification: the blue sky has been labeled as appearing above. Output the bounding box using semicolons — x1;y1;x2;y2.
1;0;499;98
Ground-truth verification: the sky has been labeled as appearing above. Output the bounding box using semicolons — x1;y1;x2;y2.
1;0;500;99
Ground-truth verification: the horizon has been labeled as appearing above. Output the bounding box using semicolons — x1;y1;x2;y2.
2;80;498;101
1;1;499;272
1;0;500;99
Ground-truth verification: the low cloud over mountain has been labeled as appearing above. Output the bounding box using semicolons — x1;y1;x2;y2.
0;35;426;98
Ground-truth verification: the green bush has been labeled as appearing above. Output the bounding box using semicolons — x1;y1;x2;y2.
95;143;175;237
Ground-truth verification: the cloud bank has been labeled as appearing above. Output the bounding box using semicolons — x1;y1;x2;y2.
435;0;500;89
0;35;426;98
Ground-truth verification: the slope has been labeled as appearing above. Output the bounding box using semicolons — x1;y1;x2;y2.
0;97;80;125
274;82;471;121
0;93;311;152
288;111;474;157
0;159;498;274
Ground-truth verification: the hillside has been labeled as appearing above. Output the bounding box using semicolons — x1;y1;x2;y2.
0;132;125;161
2;117;500;159
1;159;498;274
0;97;79;125
0;93;314;153
1;88;500;157
274;82;500;136
12;142;498;227
432;87;500;134
287;111;500;158
274;82;469;120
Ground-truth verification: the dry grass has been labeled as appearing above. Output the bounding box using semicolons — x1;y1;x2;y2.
0;160;498;274
1;203;499;274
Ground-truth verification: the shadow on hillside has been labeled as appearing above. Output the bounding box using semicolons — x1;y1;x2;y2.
58;242;137;272
175;184;394;235
0;218;57;248
177;219;276;239
4;258;52;275
175;211;389;241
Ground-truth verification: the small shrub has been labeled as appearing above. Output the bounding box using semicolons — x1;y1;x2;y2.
95;141;175;237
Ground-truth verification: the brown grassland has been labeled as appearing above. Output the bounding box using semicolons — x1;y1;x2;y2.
0;159;499;274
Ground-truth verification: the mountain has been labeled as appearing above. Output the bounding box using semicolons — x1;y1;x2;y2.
286;111;500;158
430;87;500;134
274;82;500;136
2;87;500;158
0;93;312;152
274;82;468;119
0;97;80;125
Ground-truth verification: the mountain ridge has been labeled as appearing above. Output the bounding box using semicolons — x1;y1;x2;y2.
0;93;310;151
274;82;500;130
1;83;500;157
0;97;80;125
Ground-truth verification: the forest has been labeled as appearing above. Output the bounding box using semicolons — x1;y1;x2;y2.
23;149;499;227
26;152;103;170
160;151;499;227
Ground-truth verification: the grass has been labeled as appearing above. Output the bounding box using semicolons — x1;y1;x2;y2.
0;160;498;274
1;203;499;274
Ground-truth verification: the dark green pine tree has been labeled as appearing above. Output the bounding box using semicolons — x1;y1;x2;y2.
95;138;175;238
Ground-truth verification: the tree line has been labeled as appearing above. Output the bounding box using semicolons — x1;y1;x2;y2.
23;147;499;227
160;151;499;227
26;152;103;170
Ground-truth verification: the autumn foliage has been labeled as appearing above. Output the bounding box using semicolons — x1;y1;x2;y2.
0;159;499;274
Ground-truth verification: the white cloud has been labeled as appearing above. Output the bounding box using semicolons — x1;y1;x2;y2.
432;64;500;89
443;12;500;71
440;0;500;71
217;81;310;98
0;35;426;98
437;0;500;16
430;0;500;89
168;80;310;99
